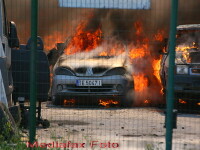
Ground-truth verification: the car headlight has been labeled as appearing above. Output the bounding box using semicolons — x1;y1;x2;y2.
176;65;189;74
55;67;75;76
104;67;126;76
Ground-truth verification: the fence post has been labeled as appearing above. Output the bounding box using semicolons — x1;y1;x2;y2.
29;0;38;144
165;0;179;150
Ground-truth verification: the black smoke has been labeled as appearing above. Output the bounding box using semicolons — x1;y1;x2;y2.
5;0;200;46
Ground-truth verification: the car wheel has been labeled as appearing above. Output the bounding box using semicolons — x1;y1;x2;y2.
121;100;133;108
121;91;134;108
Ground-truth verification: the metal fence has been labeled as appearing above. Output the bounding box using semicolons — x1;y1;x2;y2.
4;0;200;149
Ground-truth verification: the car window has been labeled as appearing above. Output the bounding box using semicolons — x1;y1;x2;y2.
175;30;200;64
176;30;200;47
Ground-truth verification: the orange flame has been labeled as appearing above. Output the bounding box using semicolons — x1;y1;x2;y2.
64;21;102;55
133;74;149;92
152;57;164;95
98;47;124;56
129;45;149;59
99;99;119;107
154;30;164;42
176;44;198;63
144;99;150;104
152;58;162;84
49;65;53;86
99;51;108;56
44;31;65;50
134;21;143;36
64;99;76;105
179;99;187;104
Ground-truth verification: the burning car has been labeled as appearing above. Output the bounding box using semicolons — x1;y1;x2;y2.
161;24;200;106
51;51;134;107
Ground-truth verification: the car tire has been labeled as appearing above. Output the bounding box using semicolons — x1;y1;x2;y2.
0;102;18;140
121;91;134;108
121;100;133;108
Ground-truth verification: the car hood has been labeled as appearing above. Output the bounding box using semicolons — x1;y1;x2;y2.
57;53;127;69
54;52;129;76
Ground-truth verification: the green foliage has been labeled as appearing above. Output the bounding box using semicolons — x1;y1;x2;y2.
0;118;18;142
0;120;26;150
0;122;23;150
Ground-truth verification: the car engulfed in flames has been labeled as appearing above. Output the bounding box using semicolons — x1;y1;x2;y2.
161;24;200;107
47;18;165;107
51;53;134;107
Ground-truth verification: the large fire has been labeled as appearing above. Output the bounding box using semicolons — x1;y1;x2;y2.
129;21;164;104
64;21;102;55
44;31;65;50
129;44;149;59
46;18;165;106
133;74;149;92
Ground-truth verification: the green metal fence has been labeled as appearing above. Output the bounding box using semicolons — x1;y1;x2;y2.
3;0;200;149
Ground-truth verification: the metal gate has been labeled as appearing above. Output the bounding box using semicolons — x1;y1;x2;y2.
4;0;200;149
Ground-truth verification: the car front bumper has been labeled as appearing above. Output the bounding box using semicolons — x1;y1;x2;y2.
51;75;132;100
174;74;200;100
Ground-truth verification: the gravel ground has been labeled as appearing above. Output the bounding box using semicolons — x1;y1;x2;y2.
36;102;200;150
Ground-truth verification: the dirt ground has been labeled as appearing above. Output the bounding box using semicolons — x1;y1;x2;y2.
36;102;200;150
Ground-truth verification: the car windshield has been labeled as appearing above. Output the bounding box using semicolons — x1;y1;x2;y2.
175;30;200;64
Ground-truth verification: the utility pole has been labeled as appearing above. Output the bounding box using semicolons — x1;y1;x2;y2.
165;0;179;150
29;0;38;144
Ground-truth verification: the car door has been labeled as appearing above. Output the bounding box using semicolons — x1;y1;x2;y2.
0;0;13;106
1;0;10;68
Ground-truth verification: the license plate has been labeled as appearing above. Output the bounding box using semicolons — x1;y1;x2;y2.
76;80;102;86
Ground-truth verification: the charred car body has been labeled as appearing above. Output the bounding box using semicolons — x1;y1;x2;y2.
161;24;200;106
51;52;134;107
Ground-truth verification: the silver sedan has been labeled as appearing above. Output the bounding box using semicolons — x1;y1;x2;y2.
51;53;134;107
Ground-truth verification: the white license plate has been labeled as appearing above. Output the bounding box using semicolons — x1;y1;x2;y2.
76;80;102;86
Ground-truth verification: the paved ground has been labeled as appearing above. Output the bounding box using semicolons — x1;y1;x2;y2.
36;102;200;150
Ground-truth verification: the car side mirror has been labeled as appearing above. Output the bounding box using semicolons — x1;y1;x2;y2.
159;38;169;55
159;48;168;55
8;21;19;48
